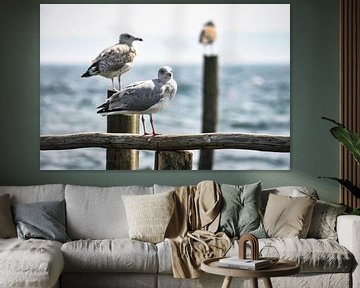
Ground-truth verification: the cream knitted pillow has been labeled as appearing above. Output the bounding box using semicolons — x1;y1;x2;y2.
122;191;175;243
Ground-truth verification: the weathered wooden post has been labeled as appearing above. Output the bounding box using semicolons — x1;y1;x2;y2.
199;55;218;170
154;151;193;170
106;90;139;170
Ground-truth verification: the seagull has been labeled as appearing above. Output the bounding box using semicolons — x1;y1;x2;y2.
199;21;216;55
97;66;177;136
81;33;143;91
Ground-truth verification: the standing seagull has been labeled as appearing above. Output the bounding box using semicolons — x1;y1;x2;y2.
81;33;143;91
97;66;177;136
199;21;217;55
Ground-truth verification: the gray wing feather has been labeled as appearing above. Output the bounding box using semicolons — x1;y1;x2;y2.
107;79;162;112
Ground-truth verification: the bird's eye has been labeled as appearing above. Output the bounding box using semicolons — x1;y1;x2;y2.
167;73;172;77
160;69;165;74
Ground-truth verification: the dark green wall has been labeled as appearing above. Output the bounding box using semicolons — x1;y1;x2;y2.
0;0;340;203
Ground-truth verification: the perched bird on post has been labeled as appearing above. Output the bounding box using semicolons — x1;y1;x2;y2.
81;33;143;91
199;21;217;55
97;66;177;136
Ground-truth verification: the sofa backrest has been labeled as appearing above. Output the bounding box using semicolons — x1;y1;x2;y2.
65;184;154;240
0;184;65;204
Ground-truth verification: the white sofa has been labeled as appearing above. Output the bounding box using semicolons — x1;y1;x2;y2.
0;183;359;288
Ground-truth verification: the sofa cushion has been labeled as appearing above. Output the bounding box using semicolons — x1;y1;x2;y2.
307;200;347;240
259;238;353;273
158;237;353;274
0;194;16;238
0;184;65;204
218;182;266;238
12;200;70;243
263;193;316;238
65;185;153;239
122;190;175;243
61;239;158;273
0;238;64;288
223;238;354;274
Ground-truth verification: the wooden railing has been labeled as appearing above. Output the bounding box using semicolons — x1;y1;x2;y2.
40;132;290;152
40;132;290;170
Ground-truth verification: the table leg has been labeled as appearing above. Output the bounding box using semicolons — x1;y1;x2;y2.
263;277;273;288
251;278;258;288
222;276;233;288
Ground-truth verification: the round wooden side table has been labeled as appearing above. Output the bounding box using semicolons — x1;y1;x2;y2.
201;257;300;288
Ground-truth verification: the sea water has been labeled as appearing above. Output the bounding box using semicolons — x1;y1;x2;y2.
40;64;290;170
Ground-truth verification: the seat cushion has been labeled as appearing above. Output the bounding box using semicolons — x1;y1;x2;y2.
62;239;158;273
263;238;353;272
0;238;64;288
65;185;153;239
226;238;354;273
158;238;354;274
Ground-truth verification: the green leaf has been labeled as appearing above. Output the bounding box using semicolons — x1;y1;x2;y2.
330;127;360;165
318;177;360;198
322;117;360;165
351;208;360;215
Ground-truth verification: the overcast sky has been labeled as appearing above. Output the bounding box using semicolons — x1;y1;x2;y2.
40;4;290;65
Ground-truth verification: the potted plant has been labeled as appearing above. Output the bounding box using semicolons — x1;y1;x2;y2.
320;117;360;215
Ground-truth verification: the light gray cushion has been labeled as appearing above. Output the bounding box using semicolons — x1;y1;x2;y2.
263;194;316;238
218;182;266;238
65;185;154;239
307;200;347;240
0;194;16;238
258;238;353;273
153;184;176;194
61;239;158;273
0;238;64;288
159;237;353;274
0;184;65;204
122;191;175;243
12;200;70;243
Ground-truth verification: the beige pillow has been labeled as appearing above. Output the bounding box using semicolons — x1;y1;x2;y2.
122;191;175;243
263;193;316;238
0;194;17;238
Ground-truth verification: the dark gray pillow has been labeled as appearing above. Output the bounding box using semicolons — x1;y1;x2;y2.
12;200;70;243
218;182;266;238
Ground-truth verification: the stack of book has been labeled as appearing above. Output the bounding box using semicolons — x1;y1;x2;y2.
218;257;271;270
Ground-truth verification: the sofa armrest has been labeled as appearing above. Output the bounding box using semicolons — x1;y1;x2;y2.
337;215;360;288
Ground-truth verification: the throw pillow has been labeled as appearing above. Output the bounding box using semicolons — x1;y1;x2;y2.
122;190;175;243
263;193;316;238
0;194;17;238
307;200;347;240
12;200;70;243
218;182;267;238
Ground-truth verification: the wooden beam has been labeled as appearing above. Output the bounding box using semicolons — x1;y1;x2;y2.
199;55;219;169
155;151;193;170
106;90;139;170
40;132;290;152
